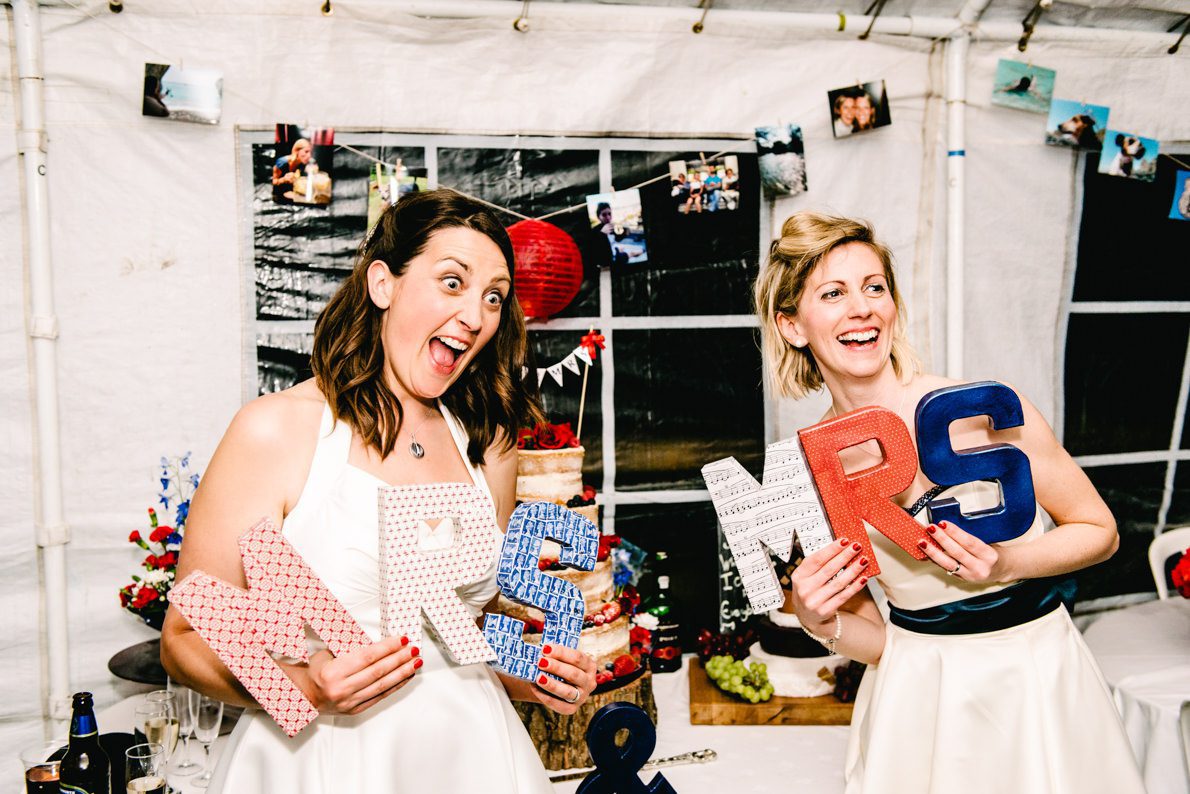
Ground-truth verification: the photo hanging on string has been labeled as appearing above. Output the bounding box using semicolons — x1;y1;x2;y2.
585;189;649;265
367;163;429;233
1097;132;1159;182
1044;99;1109;151
142;63;223;125
827;80;891;138
272;123;336;206
755;124;807;198
667;156;740;214
1170;171;1190;222
989;59;1055;114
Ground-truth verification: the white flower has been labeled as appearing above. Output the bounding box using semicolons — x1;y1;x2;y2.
633;613;659;631
142;569;172;586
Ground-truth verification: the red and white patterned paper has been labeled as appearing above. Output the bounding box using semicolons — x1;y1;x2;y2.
378;483;501;665
798;406;930;573
169;518;371;737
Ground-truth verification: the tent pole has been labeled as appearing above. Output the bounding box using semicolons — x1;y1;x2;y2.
13;0;72;723
941;0;990;380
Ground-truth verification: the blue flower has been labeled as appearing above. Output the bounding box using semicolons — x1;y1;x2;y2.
166;531;183;546
159;495;171;509
175;501;190;526
182;451;192;468
189;474;200;489
160;478;170;490
160;456;169;468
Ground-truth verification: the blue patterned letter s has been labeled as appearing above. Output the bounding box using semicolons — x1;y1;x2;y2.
483;502;599;681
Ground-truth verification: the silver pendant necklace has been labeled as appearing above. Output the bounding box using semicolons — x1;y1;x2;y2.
408;415;431;459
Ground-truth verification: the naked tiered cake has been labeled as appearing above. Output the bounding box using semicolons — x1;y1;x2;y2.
502;427;656;769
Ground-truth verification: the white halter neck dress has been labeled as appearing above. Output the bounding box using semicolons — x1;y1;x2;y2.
208;403;553;793
844;481;1144;793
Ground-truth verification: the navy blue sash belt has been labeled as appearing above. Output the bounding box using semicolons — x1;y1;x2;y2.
888;576;1078;635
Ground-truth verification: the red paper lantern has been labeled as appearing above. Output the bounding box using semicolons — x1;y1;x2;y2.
507;219;583;319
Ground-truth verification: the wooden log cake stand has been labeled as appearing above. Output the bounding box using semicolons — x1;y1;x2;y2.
514;669;657;770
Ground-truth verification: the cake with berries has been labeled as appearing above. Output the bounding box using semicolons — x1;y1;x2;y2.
506;424;656;770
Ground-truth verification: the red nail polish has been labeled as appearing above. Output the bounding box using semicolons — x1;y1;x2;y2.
543;645;552;655
538;658;549;669
410;646;420;657
927;525;937;534
839;538;849;547
413;658;423;670
860;557;869;566
918;539;928;549
538;675;548;685
400;635;409;645
852;542;861;551
860;577;869;585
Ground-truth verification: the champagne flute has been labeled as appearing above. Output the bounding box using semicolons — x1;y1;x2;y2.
144;691;181;757
125;743;166;794
168;685;199;774
191;694;224;789
135;702;178;764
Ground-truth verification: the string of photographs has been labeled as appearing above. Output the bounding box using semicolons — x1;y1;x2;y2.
988;57;1190;221
123;4;1190;228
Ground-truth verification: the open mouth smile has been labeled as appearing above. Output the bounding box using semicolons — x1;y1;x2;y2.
428;335;472;371
837;328;880;349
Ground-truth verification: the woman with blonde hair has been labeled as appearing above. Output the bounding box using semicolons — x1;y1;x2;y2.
755;211;1144;793
162;189;595;792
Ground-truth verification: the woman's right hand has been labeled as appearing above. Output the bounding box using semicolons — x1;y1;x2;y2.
789;537;870;631
300;635;423;716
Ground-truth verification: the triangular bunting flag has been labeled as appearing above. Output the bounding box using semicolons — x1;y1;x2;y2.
546;363;564;386
521;366;529;380
537;368;547;388
574;346;593;367
561;353;581;375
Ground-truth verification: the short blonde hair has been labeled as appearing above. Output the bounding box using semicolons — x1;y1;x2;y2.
755;211;920;399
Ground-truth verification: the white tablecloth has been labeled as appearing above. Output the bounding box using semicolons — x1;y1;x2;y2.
101;658;849;794
1084;598;1190;794
552;656;848;793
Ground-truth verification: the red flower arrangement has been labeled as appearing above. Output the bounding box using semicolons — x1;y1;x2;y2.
516;422;581;451
119;454;200;630
1172;548;1190;598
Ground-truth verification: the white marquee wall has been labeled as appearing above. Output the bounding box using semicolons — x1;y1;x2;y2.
1;0;1186;762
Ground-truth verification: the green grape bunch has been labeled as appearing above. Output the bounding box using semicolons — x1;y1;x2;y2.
704;654;774;703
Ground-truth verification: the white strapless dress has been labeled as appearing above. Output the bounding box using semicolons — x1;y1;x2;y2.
844;481;1145;794
208;404;553;793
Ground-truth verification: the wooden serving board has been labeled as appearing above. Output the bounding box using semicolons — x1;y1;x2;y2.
688;662;854;725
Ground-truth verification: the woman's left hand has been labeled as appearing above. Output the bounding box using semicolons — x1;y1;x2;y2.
530;644;598;715
919;520;1007;583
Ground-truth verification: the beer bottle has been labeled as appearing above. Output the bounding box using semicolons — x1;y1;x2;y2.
59;692;110;794
646;551;682;673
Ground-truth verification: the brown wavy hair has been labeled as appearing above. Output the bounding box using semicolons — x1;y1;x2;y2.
310;189;544;466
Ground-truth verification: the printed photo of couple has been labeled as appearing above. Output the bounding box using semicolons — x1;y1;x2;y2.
827;80;891;138
667;156;741;214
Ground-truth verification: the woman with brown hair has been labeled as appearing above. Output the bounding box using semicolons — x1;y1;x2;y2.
754;211;1144;793
161;189;594;792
